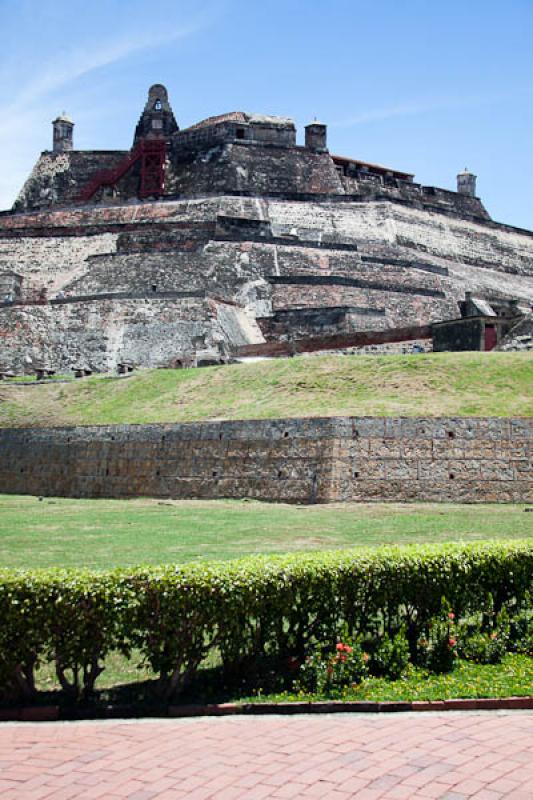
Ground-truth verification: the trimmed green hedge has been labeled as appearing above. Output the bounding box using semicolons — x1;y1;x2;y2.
1;542;531;702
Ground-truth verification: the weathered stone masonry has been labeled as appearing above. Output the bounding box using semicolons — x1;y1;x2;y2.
1;84;532;372
1;416;530;503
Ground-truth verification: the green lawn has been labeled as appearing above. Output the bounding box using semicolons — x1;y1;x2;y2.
1;352;531;428
0;494;531;569
32;653;533;703
246;655;533;703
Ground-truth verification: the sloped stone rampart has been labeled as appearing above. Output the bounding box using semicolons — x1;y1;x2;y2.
0;417;530;503
1;196;532;372
0;296;260;373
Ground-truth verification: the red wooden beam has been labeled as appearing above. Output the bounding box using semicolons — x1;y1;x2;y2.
235;323;432;358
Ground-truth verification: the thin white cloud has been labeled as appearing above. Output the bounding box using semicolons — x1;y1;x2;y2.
330;89;533;128
2;24;199;115
0;5;212;209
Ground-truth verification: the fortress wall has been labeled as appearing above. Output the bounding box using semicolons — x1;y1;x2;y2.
166;144;344;197
6;137;494;221
267;200;533;277
271;284;457;327
0;417;530;504
64;241;449;298
1;196;532;373
259;306;387;339
0;233;118;289
13;151;129;213
0;198;223;233
3;197;533;292
340;175;490;220
0;296;252;372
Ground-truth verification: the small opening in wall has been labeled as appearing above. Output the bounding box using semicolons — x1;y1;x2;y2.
151;285;157;292
212;470;218;477
20;468;24;473
283;431;289;438
219;432;223;440
105;468;110;476
111;436;115;441
236;128;245;140
354;471;359;478
448;431;455;439
278;470;283;478
161;436;165;442
449;473;455;480
353;430;359;438
156;469;160;476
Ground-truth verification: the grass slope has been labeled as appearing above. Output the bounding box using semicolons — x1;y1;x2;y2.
0;352;531;428
0;495;531;569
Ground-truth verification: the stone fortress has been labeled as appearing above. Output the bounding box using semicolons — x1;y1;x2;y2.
0;84;532;505
0;83;532;373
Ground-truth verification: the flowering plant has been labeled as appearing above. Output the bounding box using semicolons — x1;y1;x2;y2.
296;637;368;695
418;602;458;673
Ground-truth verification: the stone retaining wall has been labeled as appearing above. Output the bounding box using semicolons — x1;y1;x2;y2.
0;417;530;503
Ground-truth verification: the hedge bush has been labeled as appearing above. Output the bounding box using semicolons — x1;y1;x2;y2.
0;542;531;702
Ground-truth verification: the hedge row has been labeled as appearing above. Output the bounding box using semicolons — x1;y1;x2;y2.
1;542;531;702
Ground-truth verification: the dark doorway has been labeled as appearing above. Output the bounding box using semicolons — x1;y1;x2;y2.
484;324;497;351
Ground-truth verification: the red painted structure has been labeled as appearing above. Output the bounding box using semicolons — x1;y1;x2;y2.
78;139;166;203
236;323;432;358
484;324;497;351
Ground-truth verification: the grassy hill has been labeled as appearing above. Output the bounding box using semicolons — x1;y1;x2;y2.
0;351;531;428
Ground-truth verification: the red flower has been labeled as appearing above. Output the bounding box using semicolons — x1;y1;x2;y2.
340;655;347;663
362;652;369;663
336;642;344;652
448;637;456;647
344;645;353;654
448;612;455;620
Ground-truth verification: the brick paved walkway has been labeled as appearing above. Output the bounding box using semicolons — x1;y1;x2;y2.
0;712;532;799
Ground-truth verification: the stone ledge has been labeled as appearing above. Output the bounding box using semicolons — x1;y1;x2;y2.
1;696;531;722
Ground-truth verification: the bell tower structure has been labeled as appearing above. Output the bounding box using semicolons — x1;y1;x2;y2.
133;84;178;145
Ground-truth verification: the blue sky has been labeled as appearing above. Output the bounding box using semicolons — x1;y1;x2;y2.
0;0;532;228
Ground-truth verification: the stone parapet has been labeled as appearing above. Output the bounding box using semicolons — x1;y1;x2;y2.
0;416;530;504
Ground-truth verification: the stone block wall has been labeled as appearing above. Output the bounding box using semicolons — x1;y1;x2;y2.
0;416;530;504
0;296;261;373
14;151;129;212
165;143;344;198
1;195;532;374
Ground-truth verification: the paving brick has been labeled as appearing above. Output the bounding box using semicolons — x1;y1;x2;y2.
0;712;531;800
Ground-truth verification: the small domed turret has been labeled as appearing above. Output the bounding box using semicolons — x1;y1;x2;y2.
457;167;477;197
52;112;74;152
305;119;328;152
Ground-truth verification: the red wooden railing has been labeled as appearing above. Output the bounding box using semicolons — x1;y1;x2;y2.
78;139;166;203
